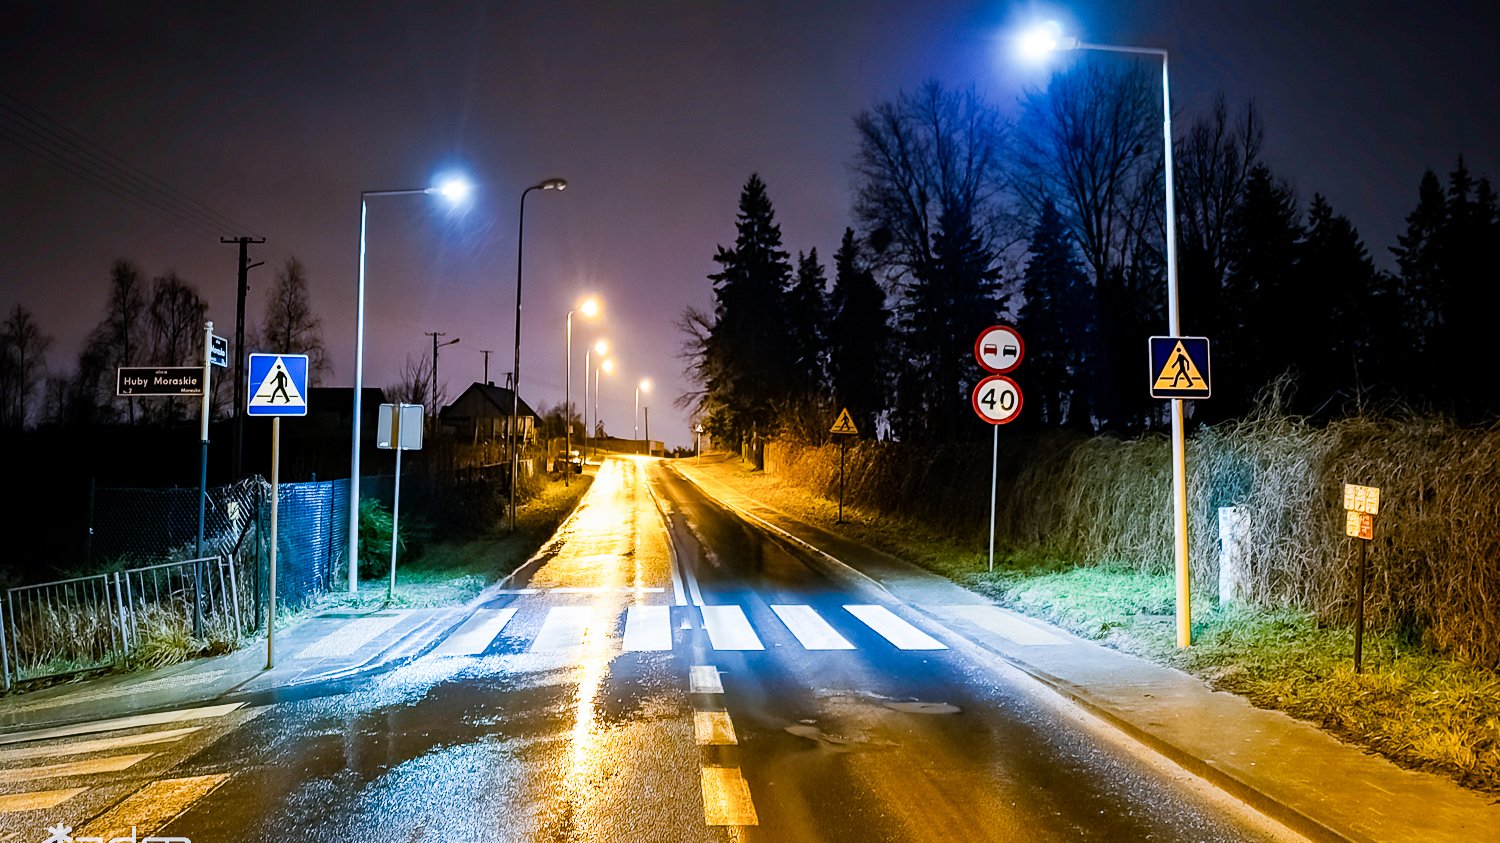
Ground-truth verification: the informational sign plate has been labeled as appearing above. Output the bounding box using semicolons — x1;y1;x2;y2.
210;334;229;368
377;403;425;450
247;354;309;417
1345;510;1374;540
116;367;204;396
1149;336;1211;399
975;325;1025;374
972;375;1023;425
1343;483;1380;515
830;407;859;435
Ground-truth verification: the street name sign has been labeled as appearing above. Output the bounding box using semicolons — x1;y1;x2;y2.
975;325;1024;374
247;354;309;417
971;375;1023;425
1149;336;1211;399
116;367;204;397
210;334;229;368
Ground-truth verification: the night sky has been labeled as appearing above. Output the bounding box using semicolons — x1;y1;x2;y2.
3;1;1497;446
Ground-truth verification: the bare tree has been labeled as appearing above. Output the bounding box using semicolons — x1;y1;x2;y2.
385;352;431;409
0;305;53;429
1177;96;1263;327
80;259;148;423
145;272;209;423
260;257;330;385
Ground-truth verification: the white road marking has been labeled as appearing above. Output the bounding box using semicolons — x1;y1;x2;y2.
0;787;85;813
431;607;518;657
0;703;244;747
689;665;724;694
701;605;764;651
693;710;738;745
0;727;200;763
530;606;596;651
74;773;228;840
622;605;673;651
701;766;758;826
845;605;947;650
292;612;406;660
0;752;153;785
549;586;665;594
942;604;1067;646
771;604;856;650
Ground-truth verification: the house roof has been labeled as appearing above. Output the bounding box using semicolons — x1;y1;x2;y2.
443;382;539;419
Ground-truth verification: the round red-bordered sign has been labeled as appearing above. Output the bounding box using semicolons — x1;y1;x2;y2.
975;325;1024;374
972;375;1023;425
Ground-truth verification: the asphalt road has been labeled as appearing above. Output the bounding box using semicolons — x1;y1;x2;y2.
113;457;1297;841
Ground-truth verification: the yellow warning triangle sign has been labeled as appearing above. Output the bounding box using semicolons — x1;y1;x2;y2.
1153;341;1207;392
830;407;859;435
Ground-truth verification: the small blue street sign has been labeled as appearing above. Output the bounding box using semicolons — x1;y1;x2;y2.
1149;336;1211;399
247;353;309;416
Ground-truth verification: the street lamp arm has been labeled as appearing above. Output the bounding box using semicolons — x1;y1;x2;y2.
1074;41;1168;58
361;188;434;199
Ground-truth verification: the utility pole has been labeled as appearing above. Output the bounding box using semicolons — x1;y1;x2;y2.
222;237;265;480
479;349;492;385
425;331;459;417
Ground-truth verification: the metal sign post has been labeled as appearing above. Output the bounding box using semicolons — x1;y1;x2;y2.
377;403;424;602
829;409;859;523
248;353;309;670
973;325;1025;574
1344;483;1380;672
193;321;215;638
1149;335;1212;649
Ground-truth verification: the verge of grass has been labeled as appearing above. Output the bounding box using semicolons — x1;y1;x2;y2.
688;452;1500;795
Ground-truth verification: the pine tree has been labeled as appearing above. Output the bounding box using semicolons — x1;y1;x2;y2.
785;249;829;399
828;229;892;436
701;174;794;444
1294;195;1376;414
1018;200;1094;427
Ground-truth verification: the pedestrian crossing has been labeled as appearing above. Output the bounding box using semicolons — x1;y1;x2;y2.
0;702;245;835
426;601;951;658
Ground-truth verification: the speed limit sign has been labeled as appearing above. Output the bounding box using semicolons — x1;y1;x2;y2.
972;375;1023;425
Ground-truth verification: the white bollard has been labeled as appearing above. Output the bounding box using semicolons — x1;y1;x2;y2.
1218;506;1250;605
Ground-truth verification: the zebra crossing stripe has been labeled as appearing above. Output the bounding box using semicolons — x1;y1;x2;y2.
0;727;200;763
531;606;595;650
771;605;855;650
0;787;85;813
293;612;407;660
844;605;947;650
0;752;153;785
73;773;228;841
0;703;244;747
432;608;517;657
622;605;673;651
701;605;764;651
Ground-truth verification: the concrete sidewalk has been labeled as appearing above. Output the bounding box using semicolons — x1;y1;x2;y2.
0;603;466;734
670;457;1500;843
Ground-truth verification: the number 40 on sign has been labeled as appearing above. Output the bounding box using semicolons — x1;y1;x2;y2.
972;375;1022;425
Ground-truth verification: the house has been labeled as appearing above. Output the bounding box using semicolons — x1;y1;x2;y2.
441;382;539;452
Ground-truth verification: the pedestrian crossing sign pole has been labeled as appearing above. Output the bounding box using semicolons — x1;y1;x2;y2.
830;408;859;523
247;353;309;669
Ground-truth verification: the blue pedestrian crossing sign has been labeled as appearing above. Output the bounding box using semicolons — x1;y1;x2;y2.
1149;336;1211;399
247;353;309;416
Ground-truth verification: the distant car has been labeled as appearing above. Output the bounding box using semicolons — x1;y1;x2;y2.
553;450;583;473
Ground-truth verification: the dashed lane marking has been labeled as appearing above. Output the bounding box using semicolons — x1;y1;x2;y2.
701;766;758;826
693;711;738;745
689;665;724;695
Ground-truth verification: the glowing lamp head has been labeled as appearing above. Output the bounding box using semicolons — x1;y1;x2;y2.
540;177;567;191
1016;21;1077;61
580;298;600;318
601;359;615;375
430;177;473;203
594;339;609;356
639;378;652;393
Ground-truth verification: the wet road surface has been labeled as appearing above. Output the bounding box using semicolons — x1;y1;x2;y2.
11;457;1303;841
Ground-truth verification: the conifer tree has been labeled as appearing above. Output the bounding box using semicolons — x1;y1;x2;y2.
1018;200;1093;428
827;229;892;436
785;248;829;399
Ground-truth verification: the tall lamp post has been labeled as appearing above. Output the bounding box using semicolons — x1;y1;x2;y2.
1020;23;1191;648
565;298;600;485
634;378;651;454
509;177;567;531
583;339;607;462
594;358;614;459
426;331;460;417
347;178;470;594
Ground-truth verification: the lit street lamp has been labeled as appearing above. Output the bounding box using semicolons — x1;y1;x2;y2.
583;339;607;463
509;177;567;531
565;297;600;485
1019;22;1192;648
635;378;651;454
347;177;470;594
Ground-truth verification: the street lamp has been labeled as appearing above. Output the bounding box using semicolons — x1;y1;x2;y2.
583;339;607;464
427;331;460;417
634;378;651;454
510;177;567;531
594;358;614;459
1019;22;1191;648
347;177;471;594
565;297;600;485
